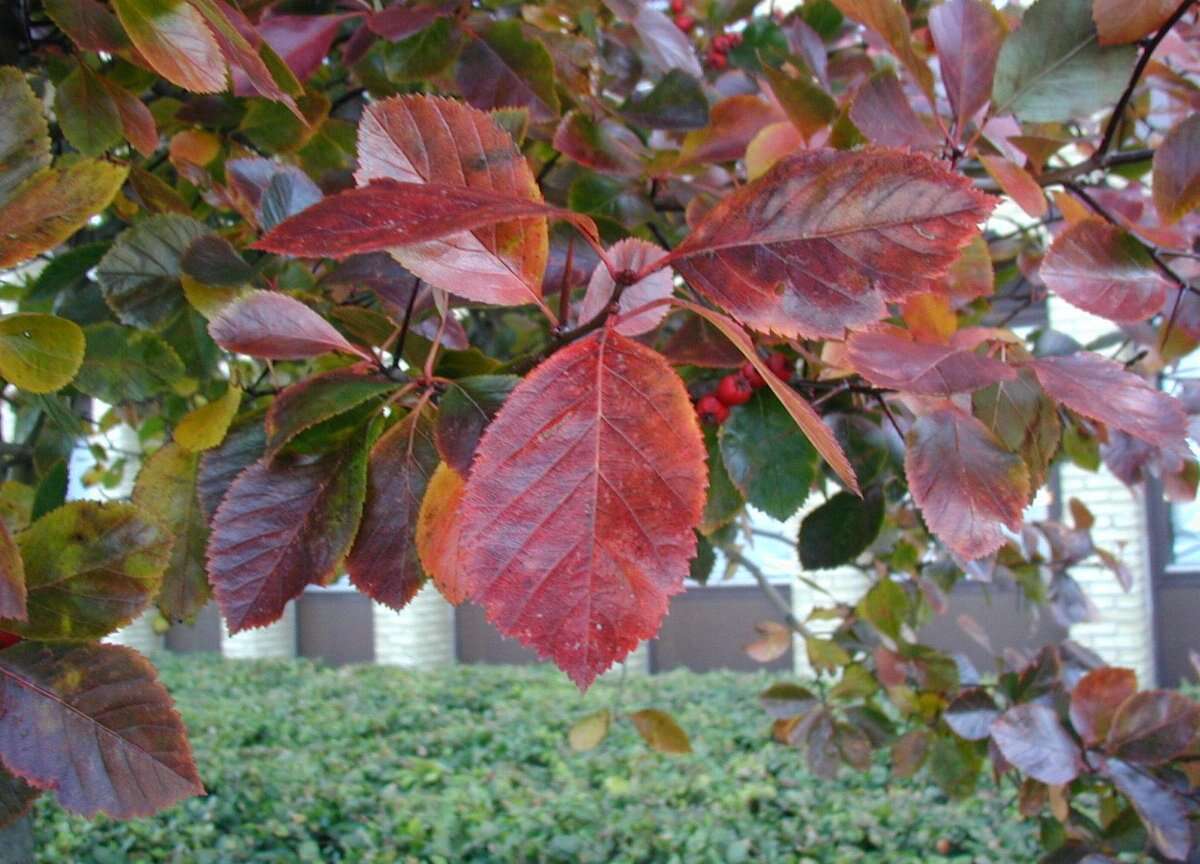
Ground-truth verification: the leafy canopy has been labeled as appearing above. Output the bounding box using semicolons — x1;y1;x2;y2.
1;0;1199;859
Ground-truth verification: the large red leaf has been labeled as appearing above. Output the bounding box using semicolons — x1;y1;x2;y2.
990;703;1082;785
905;405;1030;559
255;180;575;262
207;428;371;632
1030;353;1188;448
208;291;373;361
666;150;994;339
0;642;202;818
458;328;707;689
352;95;549;309
1070;667;1138;746
830;0;935;103
674;300;859;494
846;328;1015;396
344;405;439;611
1040;220;1171;323
928;0;1006;135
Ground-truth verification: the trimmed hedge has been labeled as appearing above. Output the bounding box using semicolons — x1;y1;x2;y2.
35;655;1039;863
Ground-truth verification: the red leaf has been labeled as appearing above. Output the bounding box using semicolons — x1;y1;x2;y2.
351;95;550;309
830;0;935;103
553;111;647;177
849;71;940;151
0;642;202;818
846;327;1016;396
667;150;995;339
207;429;371;632
944;688;1000;741
208;291;372;361
928;0;1006;135
255;180;574;263
243;14;356;85
1040;220;1171;322
905;405;1030;560
1105;691;1200;765
1100;757;1192;860
1030;352;1188;448
1153;114;1200;226
980;156;1047;218
674;300;859;494
1070;667;1138;745
345;405;439;611
458;328;707;689
101;78;158;157
190;0;301;118
990;703;1082;786
367;4;442;40
577;239;673;337
1093;0;1178;45
43;0;129;53
678;94;783;166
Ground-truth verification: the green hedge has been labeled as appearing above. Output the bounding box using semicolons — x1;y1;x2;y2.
35;655;1039;863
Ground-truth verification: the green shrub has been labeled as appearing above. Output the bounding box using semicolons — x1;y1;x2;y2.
35;655;1039;863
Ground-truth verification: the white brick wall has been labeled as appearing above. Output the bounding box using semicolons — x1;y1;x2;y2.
221;604;296;659
373;586;456;667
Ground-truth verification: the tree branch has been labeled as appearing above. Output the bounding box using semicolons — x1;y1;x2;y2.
721;546;816;640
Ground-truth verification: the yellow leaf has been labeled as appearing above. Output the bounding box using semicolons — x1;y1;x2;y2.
0;314;85;393
174;386;242;451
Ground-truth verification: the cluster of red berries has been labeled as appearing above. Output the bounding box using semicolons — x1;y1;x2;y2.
705;31;741;71
696;354;791;425
669;0;695;32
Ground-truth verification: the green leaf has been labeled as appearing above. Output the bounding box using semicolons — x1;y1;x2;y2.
991;0;1137;122
434;375;519;475
973;369;1060;489
857;578;909;641
630;709;692;754
760;682;819;719
568;709;610;752
31;460;68;522
3;501;171;641
566;174;654;229
806;636;851;672
689;531;715;584
55;62;122;156
0;66;51;204
265;365;398;460
378;17;461;83
620;69;709;130
799;489;884;570
720;388;816;520
0;313;85;393
132;443;210;621
74;323;187;403
95;214;210;329
701;426;744;534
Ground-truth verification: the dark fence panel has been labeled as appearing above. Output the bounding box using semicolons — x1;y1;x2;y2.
651;585;793;673
165;603;223;653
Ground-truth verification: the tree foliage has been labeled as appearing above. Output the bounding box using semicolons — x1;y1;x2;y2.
1;0;1199;858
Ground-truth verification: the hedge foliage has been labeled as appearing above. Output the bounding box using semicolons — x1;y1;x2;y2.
35;655;1042;863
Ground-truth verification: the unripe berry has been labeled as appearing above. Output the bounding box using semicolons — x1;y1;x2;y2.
740;361;766;389
696;394;730;425
675;13;695;31
765;352;792;380
715;373;752;406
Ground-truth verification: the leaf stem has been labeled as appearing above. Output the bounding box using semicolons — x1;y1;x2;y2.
389;280;421;370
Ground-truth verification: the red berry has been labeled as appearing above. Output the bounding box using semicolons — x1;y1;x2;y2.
675;13;695;31
0;631;22;650
696;394;730;425
740;361;766;389
713;34;732;52
708;51;728;70
765;352;792;380
715;373;752;406
730;32;743;45
670;0;685;11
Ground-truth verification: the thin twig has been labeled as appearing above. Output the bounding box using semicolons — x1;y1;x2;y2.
721;546;816;640
389;281;420;369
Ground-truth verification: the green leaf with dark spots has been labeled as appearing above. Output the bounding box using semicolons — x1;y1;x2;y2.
719;388;815;520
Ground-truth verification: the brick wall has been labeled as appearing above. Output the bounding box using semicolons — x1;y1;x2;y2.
221;605;297;659
373;586;456;667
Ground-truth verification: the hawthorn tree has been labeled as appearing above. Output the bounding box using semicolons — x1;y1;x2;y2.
1;0;1199;858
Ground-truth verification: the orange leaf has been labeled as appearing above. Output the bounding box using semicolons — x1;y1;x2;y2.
416;462;468;606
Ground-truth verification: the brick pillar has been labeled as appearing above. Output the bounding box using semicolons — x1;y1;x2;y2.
221;604;297;659
372;587;455;667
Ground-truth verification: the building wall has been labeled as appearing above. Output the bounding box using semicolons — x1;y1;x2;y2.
221;604;297;660
373;586;456;667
